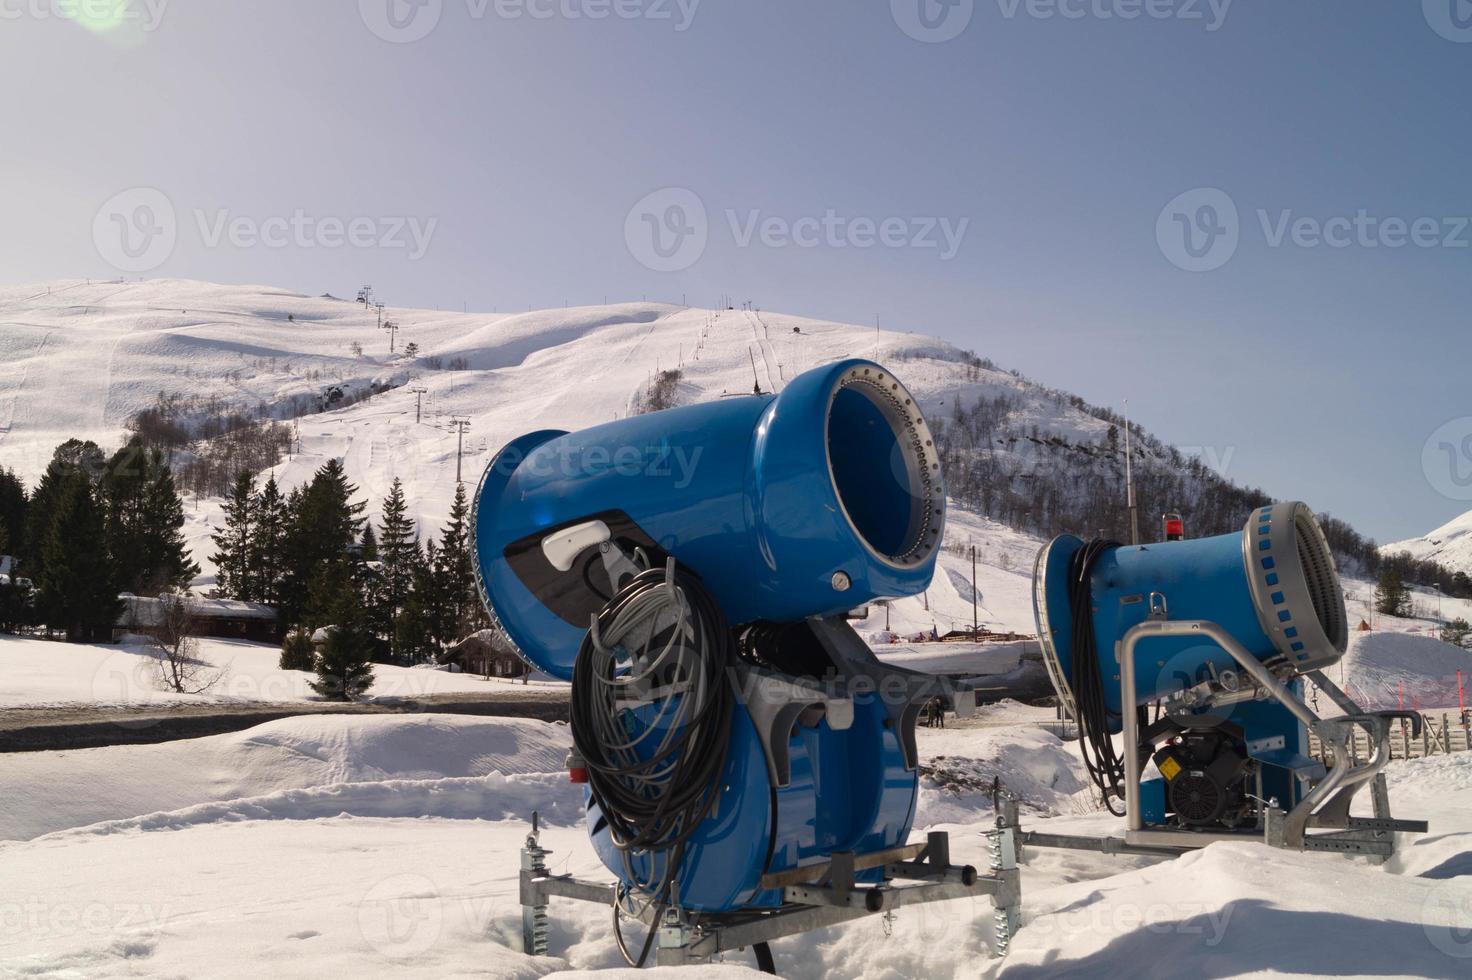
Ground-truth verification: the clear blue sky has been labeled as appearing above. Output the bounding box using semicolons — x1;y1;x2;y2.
3;1;1469;544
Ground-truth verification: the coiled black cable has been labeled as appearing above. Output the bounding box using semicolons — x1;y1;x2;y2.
570;562;737;966
1067;538;1132;816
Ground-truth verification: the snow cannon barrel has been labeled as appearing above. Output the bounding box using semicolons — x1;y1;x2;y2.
1032;501;1348;728
470;358;946;680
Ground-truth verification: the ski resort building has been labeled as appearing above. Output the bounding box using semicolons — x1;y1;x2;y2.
115;595;283;644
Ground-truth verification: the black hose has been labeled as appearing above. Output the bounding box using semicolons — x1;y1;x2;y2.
572;563;737;966
1067;538;1132;816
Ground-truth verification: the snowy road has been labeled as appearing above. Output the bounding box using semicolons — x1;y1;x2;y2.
0;689;569;752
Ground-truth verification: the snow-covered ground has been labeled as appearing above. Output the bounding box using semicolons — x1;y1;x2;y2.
0;711;1467;978
0;714;573;842
0;633;562;710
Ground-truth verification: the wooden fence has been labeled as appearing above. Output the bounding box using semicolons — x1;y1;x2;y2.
1309;713;1472;762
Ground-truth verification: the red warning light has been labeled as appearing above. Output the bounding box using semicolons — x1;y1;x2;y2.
1163;514;1185;542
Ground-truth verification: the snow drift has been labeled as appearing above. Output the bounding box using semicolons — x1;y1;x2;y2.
0;713;572;841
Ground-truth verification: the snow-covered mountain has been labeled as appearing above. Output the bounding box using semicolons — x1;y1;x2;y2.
0;279;1051;635
0;277;1310;638
1384;509;1472;574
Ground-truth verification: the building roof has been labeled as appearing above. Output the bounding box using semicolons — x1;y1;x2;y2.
117;594;279;627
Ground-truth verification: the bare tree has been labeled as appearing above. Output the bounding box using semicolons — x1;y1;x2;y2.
146;595;223;694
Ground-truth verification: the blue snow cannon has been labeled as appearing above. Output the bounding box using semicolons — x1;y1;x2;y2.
1033;502;1363;841
472;359;965;915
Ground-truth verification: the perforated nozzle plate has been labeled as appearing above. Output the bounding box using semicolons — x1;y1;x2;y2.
1241;501;1348;669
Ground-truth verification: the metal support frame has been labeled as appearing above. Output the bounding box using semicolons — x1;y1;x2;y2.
1019;618;1428;862
1026;619;1427;862
1119;619;1427;855
518;808;1023;968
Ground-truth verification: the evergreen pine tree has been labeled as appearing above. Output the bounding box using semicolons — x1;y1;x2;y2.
1374;569;1412;618
101;439;150;591
284;459;366;627
22;467;62;580
399;539;440;663
376;478;417;662
279;627;315;671
308;558;375;700
0;574;26;633
278;486;308;625
25;440;105;579
360;524;379;563
301;459;366;552
102;441;198;595
250;477;288;608
0;468;26;561
138;452;199;593
38;477;122;642
212;473;255;601
433;483;482;645
1455;571;1472;599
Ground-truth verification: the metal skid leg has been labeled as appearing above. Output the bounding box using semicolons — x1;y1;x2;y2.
988;796;1021;955
516;809;1024;969
519;813;551;957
